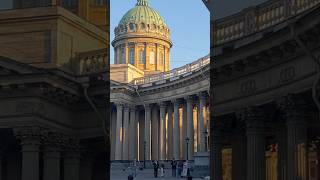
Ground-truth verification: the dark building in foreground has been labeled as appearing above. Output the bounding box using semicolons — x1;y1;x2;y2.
0;0;109;179
203;0;320;179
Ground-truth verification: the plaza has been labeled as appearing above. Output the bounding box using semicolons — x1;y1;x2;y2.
111;168;204;180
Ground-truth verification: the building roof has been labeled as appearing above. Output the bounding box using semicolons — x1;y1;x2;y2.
118;0;167;28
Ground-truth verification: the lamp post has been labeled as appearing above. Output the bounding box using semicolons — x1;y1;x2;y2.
186;137;190;161
185;137;190;177
144;141;146;169
203;130;208;151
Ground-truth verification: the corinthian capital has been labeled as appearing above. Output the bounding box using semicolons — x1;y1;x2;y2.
276;93;308;118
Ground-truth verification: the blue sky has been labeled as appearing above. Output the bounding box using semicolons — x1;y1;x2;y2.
110;0;210;69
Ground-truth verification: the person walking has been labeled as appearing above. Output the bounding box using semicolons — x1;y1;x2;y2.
178;161;183;177
171;159;177;177
160;163;165;178
153;161;159;178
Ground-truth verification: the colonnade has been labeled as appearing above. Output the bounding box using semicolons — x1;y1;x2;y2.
212;94;318;180
0;127;102;180
110;91;210;161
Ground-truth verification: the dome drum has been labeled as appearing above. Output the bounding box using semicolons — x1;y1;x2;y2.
114;23;170;40
112;0;172;74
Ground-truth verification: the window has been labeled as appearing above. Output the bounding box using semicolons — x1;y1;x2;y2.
129;23;135;31
140;23;145;30
129;48;135;65
159;52;164;65
150;51;155;65
93;0;106;5
121;47;126;64
13;0;51;8
62;0;77;7
139;50;145;64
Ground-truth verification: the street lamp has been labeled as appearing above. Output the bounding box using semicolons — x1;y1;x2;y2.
185;137;190;177
144;141;146;169
203;130;208;151
185;137;190;161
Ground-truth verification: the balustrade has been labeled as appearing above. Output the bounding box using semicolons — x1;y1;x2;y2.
75;48;108;76
133;55;210;85
213;0;320;46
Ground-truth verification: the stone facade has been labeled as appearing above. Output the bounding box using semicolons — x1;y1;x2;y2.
0;1;109;179
204;0;320;179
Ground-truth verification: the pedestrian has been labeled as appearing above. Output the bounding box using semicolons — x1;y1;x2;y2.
133;159;137;177
153;161;159;178
160;163;165;178
178;161;183;177
171;159;177;177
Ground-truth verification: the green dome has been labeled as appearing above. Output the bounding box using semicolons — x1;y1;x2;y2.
118;0;167;28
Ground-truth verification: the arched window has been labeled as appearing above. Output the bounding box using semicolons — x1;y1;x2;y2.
129;48;135;65
140;23;145;30
139;49;145;64
150;51;155;65
129;23;135;31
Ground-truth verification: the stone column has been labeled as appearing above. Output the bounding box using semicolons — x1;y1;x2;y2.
280;95;308;180
198;92;207;152
125;43;129;64
159;102;167;160
144;104;152;160
122;106;130;160
212;123;223;180
167;104;173;160
129;106;137;160
134;43;139;67
246;107;266;180
231;132;247;180
135;109;140;159
64;146;81;180
80;154;93;180
43;133;61;180
276;124;287;180
115;103;123;160
182;101;187;159
151;105;159;160
15;127;42;180
172;99;180;160
185;96;194;160
0;151;3;180
111;107;117;161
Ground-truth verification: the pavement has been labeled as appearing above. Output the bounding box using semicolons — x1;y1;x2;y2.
111;169;205;180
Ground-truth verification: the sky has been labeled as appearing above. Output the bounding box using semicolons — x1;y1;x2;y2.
110;0;210;69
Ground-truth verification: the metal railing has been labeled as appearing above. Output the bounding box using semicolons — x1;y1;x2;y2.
213;0;320;46
132;55;210;85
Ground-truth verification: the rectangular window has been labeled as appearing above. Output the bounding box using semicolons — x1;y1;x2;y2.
129;48;134;65
139;50;145;64
61;0;77;7
93;0;107;5
150;51;155;65
121;48;126;64
159;52;164;65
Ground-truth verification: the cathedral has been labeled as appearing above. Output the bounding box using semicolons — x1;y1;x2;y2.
110;0;210;167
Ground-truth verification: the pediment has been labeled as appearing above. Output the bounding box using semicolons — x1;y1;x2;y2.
0;56;42;76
